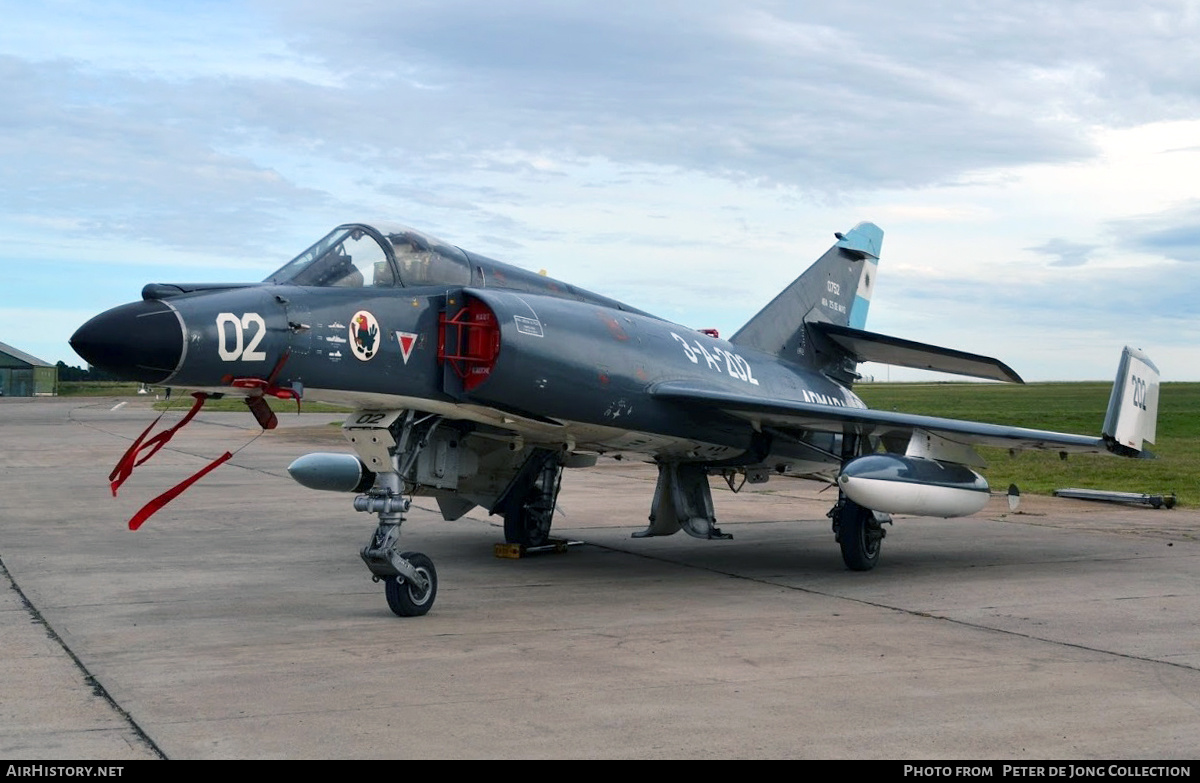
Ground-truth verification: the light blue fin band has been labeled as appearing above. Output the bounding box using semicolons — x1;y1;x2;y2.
849;296;870;329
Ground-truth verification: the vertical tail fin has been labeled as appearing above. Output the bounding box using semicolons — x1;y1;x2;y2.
730;222;883;374
1102;346;1159;456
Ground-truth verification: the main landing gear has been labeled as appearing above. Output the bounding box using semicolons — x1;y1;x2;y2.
829;497;888;571
502;449;564;548
829;433;888;571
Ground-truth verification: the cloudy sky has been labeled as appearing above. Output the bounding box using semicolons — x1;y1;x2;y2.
4;0;1200;381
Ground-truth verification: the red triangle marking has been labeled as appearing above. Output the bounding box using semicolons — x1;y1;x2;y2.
397;332;417;363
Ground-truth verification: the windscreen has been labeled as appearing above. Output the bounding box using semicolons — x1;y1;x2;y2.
265;224;474;288
264;227;396;287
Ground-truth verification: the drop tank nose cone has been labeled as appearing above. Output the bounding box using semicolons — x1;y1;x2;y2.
70;300;183;384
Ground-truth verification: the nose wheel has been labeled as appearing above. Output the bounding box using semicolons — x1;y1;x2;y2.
383;552;438;617
359;495;439;618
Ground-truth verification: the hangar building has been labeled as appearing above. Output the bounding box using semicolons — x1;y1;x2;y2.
0;341;57;396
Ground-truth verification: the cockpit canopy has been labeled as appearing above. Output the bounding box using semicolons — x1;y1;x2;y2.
259;221;660;322
264;223;473;289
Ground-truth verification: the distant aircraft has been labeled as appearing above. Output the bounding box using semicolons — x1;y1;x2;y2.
71;221;1160;616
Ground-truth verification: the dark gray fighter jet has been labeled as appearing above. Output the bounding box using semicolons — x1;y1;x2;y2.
71;221;1160;617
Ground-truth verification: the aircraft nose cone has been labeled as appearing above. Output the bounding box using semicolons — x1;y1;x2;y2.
70;300;184;384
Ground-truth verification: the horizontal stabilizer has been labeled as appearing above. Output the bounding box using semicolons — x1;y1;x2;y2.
811;322;1023;383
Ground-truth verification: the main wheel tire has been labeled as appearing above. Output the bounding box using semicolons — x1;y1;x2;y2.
504;490;554;547
838;501;882;571
384;552;437;617
503;462;561;547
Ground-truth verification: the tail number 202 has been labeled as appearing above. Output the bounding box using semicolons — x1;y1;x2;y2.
1131;374;1148;411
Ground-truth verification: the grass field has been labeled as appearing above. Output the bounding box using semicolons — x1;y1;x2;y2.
150;396;352;414
58;381;146;397
855;381;1198;507
56;382;350;412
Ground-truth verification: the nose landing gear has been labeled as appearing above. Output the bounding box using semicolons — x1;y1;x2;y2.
351;410;443;617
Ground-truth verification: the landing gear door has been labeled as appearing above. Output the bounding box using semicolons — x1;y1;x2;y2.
343;409;404;474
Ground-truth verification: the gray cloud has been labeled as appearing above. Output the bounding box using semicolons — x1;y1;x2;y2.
5;1;1200;378
874;260;1200;340
1115;203;1200;262
0;57;333;255
6;2;1200;261
1026;238;1098;267
258;0;1200;185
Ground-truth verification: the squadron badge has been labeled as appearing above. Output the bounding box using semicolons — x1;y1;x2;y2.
350;310;380;361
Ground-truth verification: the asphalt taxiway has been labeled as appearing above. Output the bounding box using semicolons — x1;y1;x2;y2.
1;397;1197;759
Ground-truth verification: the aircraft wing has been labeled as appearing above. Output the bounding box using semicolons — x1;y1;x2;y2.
650;380;1128;456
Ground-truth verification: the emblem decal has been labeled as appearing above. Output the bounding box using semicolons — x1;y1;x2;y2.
349;311;380;361
396;331;418;364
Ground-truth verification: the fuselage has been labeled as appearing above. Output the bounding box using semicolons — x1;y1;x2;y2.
71;222;866;475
